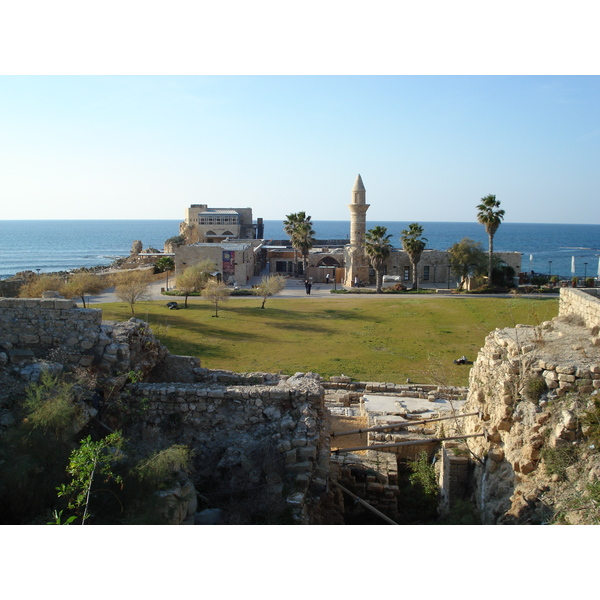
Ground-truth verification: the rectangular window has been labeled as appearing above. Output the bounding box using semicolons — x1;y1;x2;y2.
403;266;410;281
423;266;430;281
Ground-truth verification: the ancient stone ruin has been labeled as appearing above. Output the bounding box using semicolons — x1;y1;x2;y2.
1;287;599;524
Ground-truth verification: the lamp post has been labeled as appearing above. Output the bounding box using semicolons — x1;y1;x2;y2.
548;261;552;278
166;268;171;291
447;265;450;289
584;263;588;280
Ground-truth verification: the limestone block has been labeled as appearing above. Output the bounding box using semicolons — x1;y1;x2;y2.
520;461;536;475
556;365;576;375
558;373;576;383
523;445;541;461
488;447;505;462
498;419;512;432
561;410;577;430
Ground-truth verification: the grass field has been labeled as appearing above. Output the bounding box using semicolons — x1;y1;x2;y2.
100;295;559;387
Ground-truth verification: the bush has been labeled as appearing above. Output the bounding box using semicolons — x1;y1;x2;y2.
523;376;548;404
541;445;577;480
24;371;77;438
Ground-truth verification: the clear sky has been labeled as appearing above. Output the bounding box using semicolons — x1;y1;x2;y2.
1;6;599;225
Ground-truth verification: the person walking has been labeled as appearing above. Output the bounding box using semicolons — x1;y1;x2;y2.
306;281;312;295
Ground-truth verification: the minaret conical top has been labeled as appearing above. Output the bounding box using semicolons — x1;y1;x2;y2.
352;174;365;193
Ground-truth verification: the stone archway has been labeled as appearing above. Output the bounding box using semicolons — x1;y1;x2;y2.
315;256;341;283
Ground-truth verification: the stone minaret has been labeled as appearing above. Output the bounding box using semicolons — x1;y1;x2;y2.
345;174;370;286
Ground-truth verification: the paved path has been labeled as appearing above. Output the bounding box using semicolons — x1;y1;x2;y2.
85;274;552;305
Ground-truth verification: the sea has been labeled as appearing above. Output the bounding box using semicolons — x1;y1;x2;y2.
1;219;599;281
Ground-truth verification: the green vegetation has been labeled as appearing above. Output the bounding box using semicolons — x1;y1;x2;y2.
400;223;427;290
0;369;195;524
253;274;287;309
111;270;153;315
154;256;175;273
283;211;315;275
100;295;559;386
365;226;392;293
448;238;487;290
476;193;505;282
523;376;548;404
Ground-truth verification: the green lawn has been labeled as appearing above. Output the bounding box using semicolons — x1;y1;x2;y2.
99;295;559;387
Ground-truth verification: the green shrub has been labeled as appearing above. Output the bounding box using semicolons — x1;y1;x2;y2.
582;397;600;448
134;444;193;489
523;376;548;404
409;451;437;496
24;371;77;438
541;445;577;480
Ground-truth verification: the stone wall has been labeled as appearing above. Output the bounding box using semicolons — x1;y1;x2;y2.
0;298;173;377
127;372;330;524
0;298;103;365
0;299;332;523
559;287;600;330
454;297;600;523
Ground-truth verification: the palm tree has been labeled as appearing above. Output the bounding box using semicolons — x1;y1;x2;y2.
476;194;505;284
401;223;427;290
365;226;392;293
283;212;315;276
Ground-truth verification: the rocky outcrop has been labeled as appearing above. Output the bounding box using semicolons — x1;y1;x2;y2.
455;288;600;524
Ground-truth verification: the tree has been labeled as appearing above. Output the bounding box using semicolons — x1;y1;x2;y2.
175;260;216;308
57;432;124;524
155;257;175;290
283;212;315;276
63;272;106;308
155;256;175;273
201;279;230;317
476;194;505;284
253;275;286;309
112;271;152;315
447;238;488;289
19;274;66;298
364;226;392;293
401;223;428;290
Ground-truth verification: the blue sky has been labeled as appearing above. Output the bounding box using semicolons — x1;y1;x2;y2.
2;75;599;224
1;5;599;225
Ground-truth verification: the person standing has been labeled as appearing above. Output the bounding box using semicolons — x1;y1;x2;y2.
306;281;312;295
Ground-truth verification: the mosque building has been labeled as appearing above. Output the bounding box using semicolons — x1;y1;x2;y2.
171;176;521;288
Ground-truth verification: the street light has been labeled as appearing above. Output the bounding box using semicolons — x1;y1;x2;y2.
584;262;588;280
548;261;552;278
166;268;171;291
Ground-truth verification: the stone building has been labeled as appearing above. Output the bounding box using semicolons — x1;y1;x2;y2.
344;174;370;287
174;241;265;286
180;204;264;244
172;176;521;289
